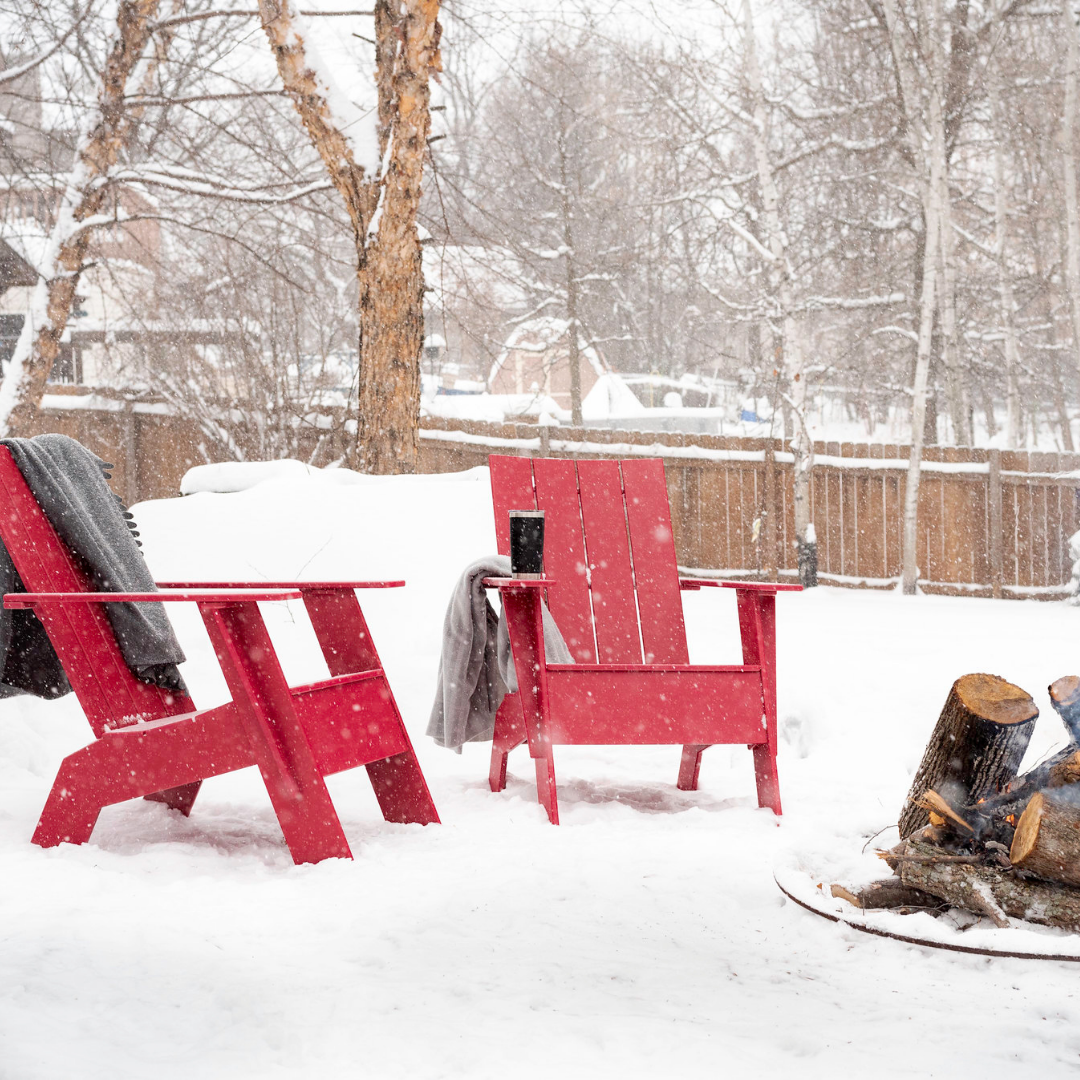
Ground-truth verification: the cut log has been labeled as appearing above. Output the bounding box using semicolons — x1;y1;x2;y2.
830;879;943;911
1050;676;1080;742
898;840;1080;931
1010;792;1080;887
979;744;1080;814
899;674;1038;838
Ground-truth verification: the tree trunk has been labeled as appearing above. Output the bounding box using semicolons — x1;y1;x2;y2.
356;0;441;473
1010;791;1080;886
1061;1;1080;395
558;118;583;428
882;0;942;593
743;0;814;584
897;839;1080;931
899;673;1039;838
988;54;1022;448
260;0;440;475
931;0;967;445
0;0;162;436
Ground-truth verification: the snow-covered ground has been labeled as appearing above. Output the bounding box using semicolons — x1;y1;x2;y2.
3;466;1080;1078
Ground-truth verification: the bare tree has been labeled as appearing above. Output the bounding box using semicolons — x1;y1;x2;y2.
258;0;441;473
0;0;161;436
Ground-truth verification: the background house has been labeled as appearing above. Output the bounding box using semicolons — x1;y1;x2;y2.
487;317;605;410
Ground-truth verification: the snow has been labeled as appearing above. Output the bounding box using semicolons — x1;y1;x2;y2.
3;466;1080;1076
181;459;322;495
581;372;646;420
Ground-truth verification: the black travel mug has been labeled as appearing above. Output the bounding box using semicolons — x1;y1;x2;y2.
509;510;545;578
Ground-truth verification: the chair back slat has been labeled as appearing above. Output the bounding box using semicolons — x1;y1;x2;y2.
576;460;641;663
621;458;689;664
490;455;535;554
490;454;688;669
0;447;191;736
532;458;596;663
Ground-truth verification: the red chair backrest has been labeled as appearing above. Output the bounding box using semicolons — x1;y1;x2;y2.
490;455;689;665
0;447;193;735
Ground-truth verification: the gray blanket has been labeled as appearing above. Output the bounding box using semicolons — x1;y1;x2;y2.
427;555;572;752
0;434;186;698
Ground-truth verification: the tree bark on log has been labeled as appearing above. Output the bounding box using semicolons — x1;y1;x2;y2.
1010;792;1080;887
978;745;1080;816
899;673;1038;838
830;879;944;911
1050;676;1080;743
897;840;1080;931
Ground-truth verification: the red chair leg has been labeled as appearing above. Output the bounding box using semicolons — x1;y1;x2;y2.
489;695;525;792
33;747;104;848
677;744;709;790
753;743;782;815
489;747;509;792
534;752;559;825
144;781;202;816
202;602;353;865
366;750;440;825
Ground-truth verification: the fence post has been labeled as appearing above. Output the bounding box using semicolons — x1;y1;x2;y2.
988;448;1003;599
764;442;778;580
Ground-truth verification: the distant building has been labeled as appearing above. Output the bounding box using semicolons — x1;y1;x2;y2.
487;317;606;411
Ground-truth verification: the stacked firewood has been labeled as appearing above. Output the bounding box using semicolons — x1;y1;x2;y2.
833;673;1080;931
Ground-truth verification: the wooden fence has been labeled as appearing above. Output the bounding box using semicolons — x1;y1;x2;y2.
21;393;1080;600
419;418;1080;599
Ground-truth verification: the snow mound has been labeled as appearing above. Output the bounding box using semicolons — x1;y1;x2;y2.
181;459;320;495
582;371;646;420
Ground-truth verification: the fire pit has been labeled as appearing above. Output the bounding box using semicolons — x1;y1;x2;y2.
782;673;1080;957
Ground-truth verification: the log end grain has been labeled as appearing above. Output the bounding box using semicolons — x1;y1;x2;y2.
1050;675;1080;710
957;672;1039;725
1010;790;1080;887
1010;791;1045;866
899;674;1038;838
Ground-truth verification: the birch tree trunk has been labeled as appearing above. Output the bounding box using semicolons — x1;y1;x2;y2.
0;0;162;437
930;0;969;446
260;0;440;474
742;0;815;585
882;0;943;593
988;51;1022;447
1062;1;1080;416
558;117;584;427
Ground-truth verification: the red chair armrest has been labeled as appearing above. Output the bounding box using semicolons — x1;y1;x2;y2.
5;589;302;608
481;577;557;590
154;581;405;590
678;578;802;593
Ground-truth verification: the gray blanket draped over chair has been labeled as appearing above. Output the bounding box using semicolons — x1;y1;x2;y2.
0;434;186;698
427;555;571;752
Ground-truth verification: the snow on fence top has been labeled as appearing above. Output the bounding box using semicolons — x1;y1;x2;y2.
419;417;1080;598
418;421;1066;476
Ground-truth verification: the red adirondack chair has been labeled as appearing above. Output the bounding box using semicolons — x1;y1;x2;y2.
485;454;800;824
0;446;438;864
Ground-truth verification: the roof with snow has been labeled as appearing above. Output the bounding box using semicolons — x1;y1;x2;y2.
0;217;49;282
487;316;607;388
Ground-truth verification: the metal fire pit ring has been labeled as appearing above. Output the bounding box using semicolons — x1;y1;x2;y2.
775;872;1080;963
